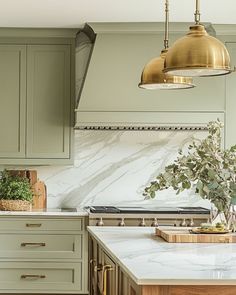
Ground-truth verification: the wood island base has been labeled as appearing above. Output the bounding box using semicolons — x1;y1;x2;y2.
139;285;236;295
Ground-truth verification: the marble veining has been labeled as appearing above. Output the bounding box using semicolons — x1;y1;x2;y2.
88;226;236;285
12;130;210;209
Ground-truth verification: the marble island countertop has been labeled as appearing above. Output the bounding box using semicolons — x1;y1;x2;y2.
0;208;88;216
87;226;236;286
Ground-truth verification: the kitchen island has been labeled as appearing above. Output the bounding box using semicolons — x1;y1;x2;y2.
88;226;236;295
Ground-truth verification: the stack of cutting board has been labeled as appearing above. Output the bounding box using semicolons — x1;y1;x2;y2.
7;170;47;210
156;228;236;243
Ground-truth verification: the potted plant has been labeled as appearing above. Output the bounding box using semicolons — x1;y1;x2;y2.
144;120;236;229
0;170;33;211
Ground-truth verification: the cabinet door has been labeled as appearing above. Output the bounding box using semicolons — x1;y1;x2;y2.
226;43;236;148
119;269;129;295
0;45;26;158
26;44;71;159
89;236;99;295
102;250;118;295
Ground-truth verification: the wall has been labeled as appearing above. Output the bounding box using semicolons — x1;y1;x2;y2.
30;130;210;209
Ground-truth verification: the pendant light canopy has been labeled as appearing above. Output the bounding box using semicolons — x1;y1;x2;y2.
138;0;194;90
164;0;231;77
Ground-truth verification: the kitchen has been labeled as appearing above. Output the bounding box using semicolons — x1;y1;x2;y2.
0;0;236;295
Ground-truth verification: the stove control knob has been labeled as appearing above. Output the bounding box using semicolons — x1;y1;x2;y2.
139;218;146;227
189;218;194;227
180;218;186;227
118;218;125;226
151;218;158;227
96;218;104;226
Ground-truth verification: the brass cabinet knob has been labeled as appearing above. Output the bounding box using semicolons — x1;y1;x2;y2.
118;218;125;226
96;218;104;226
94;264;103;272
139;218;146;226
151;218;158;227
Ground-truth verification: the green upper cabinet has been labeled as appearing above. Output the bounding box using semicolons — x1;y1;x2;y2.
0;45;26;158
26;45;71;159
0;29;76;165
226;42;236;148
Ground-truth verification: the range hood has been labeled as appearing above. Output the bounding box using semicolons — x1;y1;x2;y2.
75;22;224;130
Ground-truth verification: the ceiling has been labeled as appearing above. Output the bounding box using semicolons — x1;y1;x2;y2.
0;0;235;28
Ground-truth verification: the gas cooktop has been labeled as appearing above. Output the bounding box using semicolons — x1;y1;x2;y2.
88;206;210;214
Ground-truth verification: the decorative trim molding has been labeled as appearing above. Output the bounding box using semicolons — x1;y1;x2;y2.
87;22;213;34
76;125;208;131
0;28;78;38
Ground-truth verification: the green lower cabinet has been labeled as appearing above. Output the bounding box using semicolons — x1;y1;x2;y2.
0;216;88;294
0;234;82;259
0;34;74;165
0;45;26;158
0;262;82;293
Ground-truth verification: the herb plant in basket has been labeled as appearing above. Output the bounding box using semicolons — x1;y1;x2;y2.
0;170;33;211
144;120;236;229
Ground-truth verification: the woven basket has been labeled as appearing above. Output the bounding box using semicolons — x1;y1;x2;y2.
0;199;31;211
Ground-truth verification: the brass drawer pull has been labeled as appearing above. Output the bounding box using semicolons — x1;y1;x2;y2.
21;242;46;247
21;274;46;280
26;223;42;228
94;264;103;272
102;265;114;295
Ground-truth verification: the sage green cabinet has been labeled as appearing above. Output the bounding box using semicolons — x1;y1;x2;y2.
0;32;74;165
26;45;71;159
0;45;26;158
0;216;88;294
226;42;236;148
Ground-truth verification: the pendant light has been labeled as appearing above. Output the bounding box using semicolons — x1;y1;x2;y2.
138;0;194;90
164;0;231;77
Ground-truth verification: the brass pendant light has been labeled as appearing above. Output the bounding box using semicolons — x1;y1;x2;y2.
138;0;194;90
164;0;231;77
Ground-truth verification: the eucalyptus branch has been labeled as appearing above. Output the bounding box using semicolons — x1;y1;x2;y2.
144;119;236;216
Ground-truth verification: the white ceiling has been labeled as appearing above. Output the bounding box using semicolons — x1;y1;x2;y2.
0;0;235;28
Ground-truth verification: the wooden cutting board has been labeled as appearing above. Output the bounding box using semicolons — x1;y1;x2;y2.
32;181;47;210
156;228;236;243
7;170;38;185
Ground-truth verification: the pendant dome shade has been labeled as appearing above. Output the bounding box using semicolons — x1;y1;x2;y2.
138;0;195;90
139;49;195;89
163;24;231;77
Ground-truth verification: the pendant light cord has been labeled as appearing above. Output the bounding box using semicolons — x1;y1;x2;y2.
194;0;201;24
164;0;169;49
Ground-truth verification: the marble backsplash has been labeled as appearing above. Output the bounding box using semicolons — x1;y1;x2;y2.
16;129;209;209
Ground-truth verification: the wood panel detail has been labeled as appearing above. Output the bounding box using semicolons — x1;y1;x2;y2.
141;285;236;295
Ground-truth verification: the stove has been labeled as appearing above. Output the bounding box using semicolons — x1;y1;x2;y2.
88;206;210;227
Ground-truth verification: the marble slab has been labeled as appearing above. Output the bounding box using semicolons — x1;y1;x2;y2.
7;130;210;209
88;226;236;285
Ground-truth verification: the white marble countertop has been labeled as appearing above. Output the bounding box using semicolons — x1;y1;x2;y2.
0;209;88;217
87;226;236;286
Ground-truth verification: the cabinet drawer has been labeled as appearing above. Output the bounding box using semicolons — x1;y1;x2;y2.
0;218;83;232
0;262;82;292
0;234;82;259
